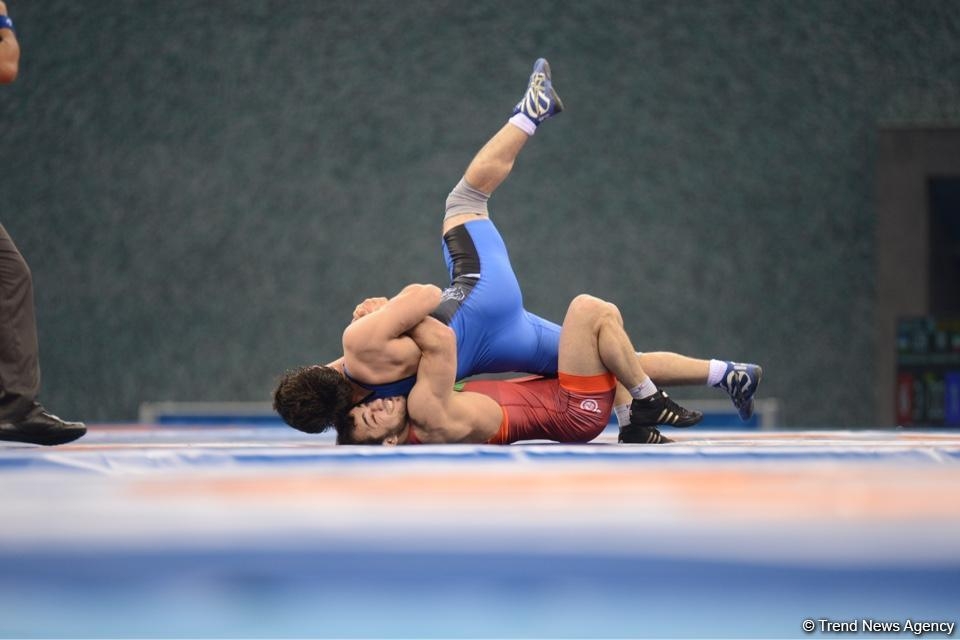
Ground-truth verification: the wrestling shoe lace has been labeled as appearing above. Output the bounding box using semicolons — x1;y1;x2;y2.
512;58;564;125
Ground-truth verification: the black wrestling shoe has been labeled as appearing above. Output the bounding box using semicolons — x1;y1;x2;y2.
0;405;86;446
630;390;703;428
618;424;674;444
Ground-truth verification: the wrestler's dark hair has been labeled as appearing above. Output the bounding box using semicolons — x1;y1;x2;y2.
273;365;354;435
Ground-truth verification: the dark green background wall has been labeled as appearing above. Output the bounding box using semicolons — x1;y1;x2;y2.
3;1;959;425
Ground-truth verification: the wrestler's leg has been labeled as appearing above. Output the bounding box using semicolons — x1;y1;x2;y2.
558;295;652;386
637;352;709;385
462;125;529;198
558;295;702;443
442;58;563;235
440;122;533;236
630;352;763;422
614;354;708;429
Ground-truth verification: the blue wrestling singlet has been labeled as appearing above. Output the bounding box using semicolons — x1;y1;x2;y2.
342;366;417;403
431;218;560;381
352;218;560;403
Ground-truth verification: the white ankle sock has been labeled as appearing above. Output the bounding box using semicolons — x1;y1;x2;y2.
629;377;658;400
508;113;536;136
707;359;729;387
614;404;631;427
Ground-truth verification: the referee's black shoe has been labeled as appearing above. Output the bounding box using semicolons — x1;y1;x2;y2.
0;404;86;446
630;390;703;428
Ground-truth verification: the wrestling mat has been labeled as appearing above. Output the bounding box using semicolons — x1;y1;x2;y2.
1;426;958;639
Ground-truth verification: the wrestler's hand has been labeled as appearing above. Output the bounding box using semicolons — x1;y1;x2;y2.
351;297;389;322
0;2;8;17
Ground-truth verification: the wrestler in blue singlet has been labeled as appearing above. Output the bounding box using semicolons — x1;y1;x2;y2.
345;58;569;405
352;218;560;402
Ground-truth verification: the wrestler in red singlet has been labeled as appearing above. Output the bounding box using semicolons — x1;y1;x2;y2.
406;372;615;445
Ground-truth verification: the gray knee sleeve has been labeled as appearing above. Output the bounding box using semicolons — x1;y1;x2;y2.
444;178;491;220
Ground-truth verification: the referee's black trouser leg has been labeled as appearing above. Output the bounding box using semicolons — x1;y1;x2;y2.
0;223;40;421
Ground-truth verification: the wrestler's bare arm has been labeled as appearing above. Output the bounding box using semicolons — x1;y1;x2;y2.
406;317;501;444
350;297;389;323
340;284;440;379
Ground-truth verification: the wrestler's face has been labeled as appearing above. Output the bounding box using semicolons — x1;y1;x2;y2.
348;396;407;444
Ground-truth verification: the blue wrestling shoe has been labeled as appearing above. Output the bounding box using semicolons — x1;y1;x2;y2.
714;362;763;421
629;390;703;428
512;58;564;126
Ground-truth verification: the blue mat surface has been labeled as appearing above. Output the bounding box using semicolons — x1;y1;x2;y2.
1;427;958;638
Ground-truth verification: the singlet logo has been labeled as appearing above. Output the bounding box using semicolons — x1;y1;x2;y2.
579;399;602;414
440;285;466;303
